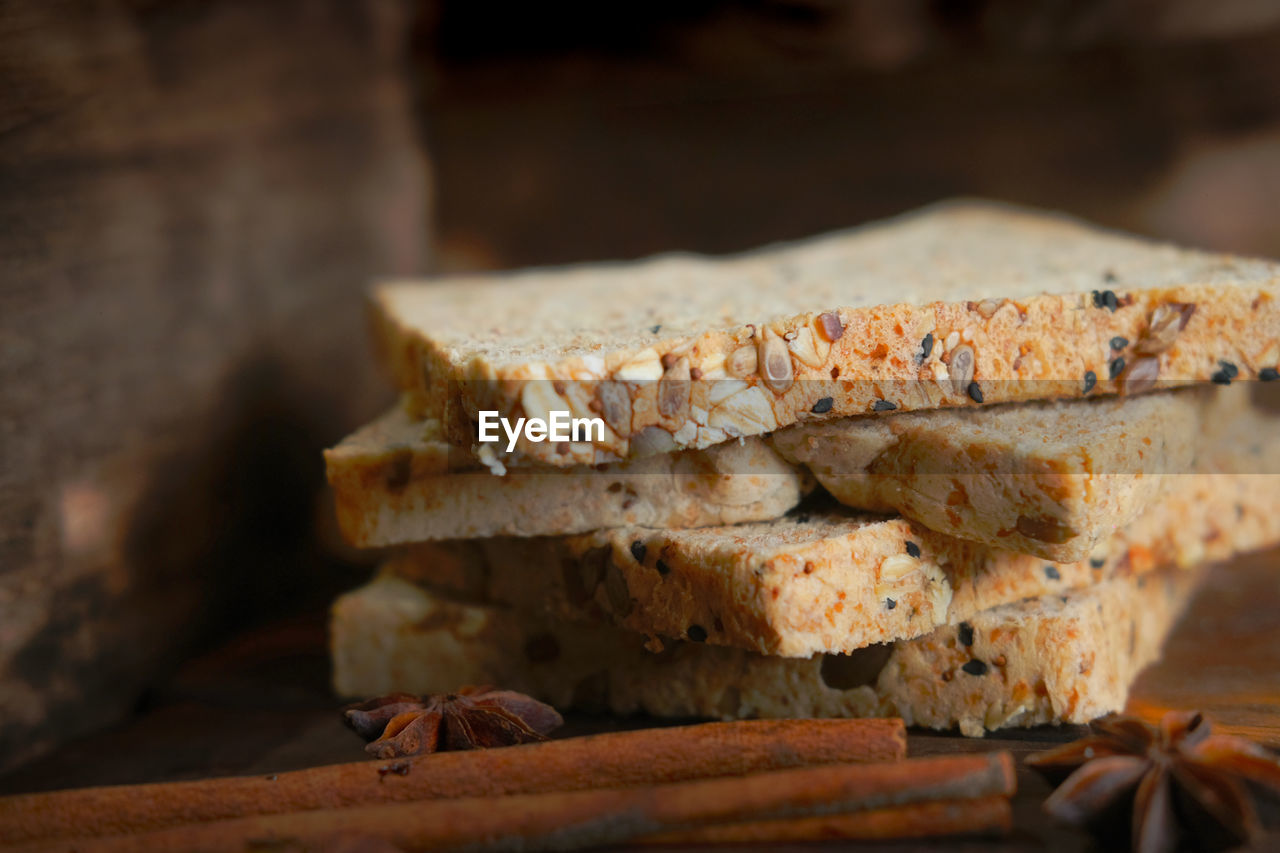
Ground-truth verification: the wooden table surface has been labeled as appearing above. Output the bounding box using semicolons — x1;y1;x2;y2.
2;548;1278;850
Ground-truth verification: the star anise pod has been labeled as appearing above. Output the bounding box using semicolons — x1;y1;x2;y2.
343;686;563;759
1027;710;1280;853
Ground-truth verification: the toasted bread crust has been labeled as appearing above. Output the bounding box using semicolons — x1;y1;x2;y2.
371;202;1280;467
393;460;1280;657
331;568;1196;736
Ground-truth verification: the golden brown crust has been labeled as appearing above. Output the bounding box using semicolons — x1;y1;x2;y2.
331;568;1197;736
393;463;1280;657
324;407;807;544
772;386;1241;561
371;202;1280;467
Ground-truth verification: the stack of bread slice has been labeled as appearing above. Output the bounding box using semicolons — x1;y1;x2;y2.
327;201;1280;736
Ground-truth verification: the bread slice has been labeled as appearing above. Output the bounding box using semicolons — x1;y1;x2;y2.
324;406;808;545
392;458;1280;657
772;385;1241;561
329;386;1259;554
331;567;1198;737
372;201;1280;468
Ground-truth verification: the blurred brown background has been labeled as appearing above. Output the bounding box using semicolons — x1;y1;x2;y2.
3;0;1280;772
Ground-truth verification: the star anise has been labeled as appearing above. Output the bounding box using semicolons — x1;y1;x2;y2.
1027;711;1280;853
343;686;563;759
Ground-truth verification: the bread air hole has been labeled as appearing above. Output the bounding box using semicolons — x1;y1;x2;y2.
820;644;893;690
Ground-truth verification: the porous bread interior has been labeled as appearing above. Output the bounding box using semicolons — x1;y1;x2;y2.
330;566;1197;733
780;384;1215;477
773;385;1244;560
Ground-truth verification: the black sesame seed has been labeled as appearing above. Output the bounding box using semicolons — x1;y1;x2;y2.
687;624;707;642
885;598;897;610
921;332;934;359
1083;371;1097;394
1110;336;1129;350
1044;565;1061;580
1211;369;1233;386
967;381;984;403
1261;368;1279;382
958;622;974;646
811;397;834;414
1092;290;1105;309
1090;557;1106;569
905;541;921;558
1219;360;1239;379
656;559;670;576
1104;291;1118;312
873;400;897;412
962;659;989;676
1109;357;1125;380
629;541;646;564
1103;270;1117;283
650;325;661;334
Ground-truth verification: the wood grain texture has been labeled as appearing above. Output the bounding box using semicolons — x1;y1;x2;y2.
0;0;428;770
1126;547;1280;747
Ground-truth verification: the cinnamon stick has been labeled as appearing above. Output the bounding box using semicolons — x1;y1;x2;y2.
0;718;905;845
13;752;1014;853
643;795;1013;843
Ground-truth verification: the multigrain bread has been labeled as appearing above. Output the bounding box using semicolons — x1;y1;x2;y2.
331;567;1199;737
324;406;807;545
393;457;1280;657
372;201;1280;468
327;384;1246;553
773;385;1237;561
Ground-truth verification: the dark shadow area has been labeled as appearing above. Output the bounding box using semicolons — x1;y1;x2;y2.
122;353;369;648
416;1;1280;269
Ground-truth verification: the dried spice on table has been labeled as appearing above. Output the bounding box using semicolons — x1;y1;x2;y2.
344;686;563;759
1027;710;1280;852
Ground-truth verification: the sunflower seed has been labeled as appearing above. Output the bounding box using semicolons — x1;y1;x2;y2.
1122;357;1160;395
708;385;779;433
614;348;663;382
658;356;691;417
879;554;918;582
973;298;1004;319
788;325;829;368
947;345;975;395
816;311;844;342
595;381;632;435
521;380;565;426
758;330;794;394
726;345;758;379
1136;302;1196;356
